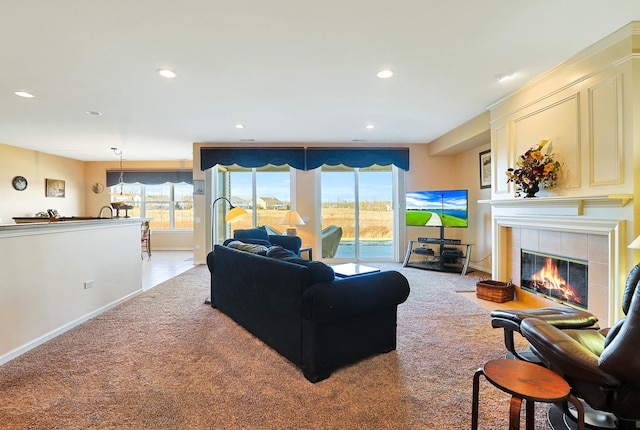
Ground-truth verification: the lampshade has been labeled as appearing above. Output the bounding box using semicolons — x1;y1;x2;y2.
279;210;305;227
225;206;247;224
279;210;305;236
212;196;247;224
629;235;640;249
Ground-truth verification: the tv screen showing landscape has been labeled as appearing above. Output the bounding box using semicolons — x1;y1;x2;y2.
406;189;468;227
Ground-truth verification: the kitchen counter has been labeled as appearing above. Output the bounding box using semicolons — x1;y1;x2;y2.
1;217;145;238
12;216;113;223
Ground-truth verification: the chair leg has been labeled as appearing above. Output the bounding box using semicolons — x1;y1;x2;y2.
565;395;585;430
509;396;523;430
471;368;483;430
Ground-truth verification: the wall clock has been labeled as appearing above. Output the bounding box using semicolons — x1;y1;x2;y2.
92;182;105;194
12;176;28;191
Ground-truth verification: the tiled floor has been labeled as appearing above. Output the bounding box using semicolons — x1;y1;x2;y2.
141;250;196;290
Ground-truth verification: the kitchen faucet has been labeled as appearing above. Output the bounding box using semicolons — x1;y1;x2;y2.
98;205;113;218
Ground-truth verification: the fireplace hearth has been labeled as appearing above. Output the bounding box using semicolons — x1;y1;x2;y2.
521;250;588;309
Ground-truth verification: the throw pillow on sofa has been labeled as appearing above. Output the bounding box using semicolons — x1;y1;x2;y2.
266;246;335;284
227;240;269;256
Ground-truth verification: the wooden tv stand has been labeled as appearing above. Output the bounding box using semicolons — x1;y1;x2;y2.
402;239;473;275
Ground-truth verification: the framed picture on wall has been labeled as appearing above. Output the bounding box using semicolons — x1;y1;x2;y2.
193;180;205;195
479;150;491;189
46;178;65;197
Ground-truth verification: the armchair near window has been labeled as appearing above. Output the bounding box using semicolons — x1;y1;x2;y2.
321;225;342;259
520;264;640;430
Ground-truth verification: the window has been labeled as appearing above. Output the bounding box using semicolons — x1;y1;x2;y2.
213;164;291;243
110;182;194;230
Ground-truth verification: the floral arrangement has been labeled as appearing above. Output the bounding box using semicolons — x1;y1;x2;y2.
505;139;562;197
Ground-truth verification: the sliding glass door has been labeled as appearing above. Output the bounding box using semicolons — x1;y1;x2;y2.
321;165;394;260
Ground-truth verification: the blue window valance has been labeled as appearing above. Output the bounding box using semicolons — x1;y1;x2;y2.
305;147;409;171
200;147;306;171
106;170;193;186
200;147;409;171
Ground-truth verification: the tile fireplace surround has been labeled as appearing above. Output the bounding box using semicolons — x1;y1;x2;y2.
488;195;633;326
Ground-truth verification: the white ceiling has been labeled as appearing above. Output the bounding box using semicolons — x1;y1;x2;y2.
2;1;640;161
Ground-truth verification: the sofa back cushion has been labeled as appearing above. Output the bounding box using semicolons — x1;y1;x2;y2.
267;246;335;284
233;227;269;242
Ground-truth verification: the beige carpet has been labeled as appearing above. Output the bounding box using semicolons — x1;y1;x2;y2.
0;263;548;429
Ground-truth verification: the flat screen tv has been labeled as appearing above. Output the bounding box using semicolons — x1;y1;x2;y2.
406;189;468;228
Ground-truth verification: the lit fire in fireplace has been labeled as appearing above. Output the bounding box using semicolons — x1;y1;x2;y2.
530;258;584;305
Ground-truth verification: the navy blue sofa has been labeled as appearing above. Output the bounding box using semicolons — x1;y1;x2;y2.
207;244;410;382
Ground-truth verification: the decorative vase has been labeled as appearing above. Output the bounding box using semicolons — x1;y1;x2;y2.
523;182;540;198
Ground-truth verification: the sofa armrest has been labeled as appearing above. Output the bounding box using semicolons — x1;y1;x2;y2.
301;270;410;323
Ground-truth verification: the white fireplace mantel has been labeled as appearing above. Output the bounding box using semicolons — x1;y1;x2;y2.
480;194;633;216
486;194;631;325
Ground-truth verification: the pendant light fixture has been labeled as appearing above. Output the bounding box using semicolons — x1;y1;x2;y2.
111;147;124;196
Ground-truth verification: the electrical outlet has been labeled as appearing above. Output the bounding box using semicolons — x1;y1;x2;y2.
84;280;94;289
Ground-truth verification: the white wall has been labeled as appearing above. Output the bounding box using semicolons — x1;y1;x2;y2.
0;220;142;364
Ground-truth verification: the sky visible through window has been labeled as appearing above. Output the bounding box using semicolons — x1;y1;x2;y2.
230;171;389;202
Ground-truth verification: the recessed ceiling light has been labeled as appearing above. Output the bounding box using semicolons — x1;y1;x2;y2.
86;111;102;116
496;73;513;82
157;69;177;79
234;124;244;129
15;91;34;98
376;70;393;79
352;139;367;142
240;138;255;142
365;124;375;129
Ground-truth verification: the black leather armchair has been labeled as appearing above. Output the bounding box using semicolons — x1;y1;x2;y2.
491;306;599;362
520;264;640;429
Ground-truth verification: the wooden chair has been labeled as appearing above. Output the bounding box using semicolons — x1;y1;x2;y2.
141;221;151;258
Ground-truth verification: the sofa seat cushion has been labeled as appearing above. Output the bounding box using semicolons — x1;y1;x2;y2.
227;240;269;255
267;246;335;284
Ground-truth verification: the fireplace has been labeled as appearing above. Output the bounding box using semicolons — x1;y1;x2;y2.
521;250;588;309
490;196;630;326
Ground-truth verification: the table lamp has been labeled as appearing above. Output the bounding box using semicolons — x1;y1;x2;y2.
279;210;305;236
629;235;640;250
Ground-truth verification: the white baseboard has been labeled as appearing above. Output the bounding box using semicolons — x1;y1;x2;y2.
0;289;142;366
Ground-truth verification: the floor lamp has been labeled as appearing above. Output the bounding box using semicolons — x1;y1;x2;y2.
206;197;247;305
211;196;247;251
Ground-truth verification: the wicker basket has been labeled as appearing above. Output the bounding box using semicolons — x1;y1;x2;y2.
476;280;514;303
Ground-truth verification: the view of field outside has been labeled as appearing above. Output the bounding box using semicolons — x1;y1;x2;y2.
321;168;393;258
114;166;395;259
218;165;395;260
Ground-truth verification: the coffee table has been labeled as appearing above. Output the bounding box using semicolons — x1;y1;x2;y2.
332;263;381;278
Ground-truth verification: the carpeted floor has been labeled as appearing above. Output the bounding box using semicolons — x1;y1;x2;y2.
0;263;548;429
